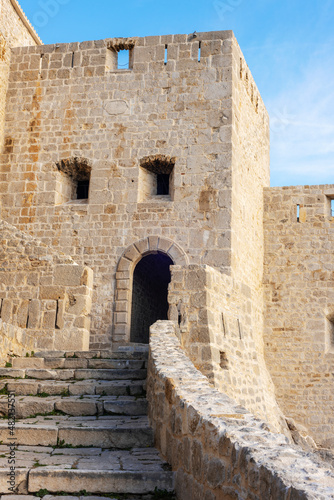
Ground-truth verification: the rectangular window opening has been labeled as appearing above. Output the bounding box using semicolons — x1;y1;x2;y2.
77;180;90;200
164;45;168;65
331;199;334;217
157;174;170;195
118;49;130;70
297;204;300;222
198;41;201;62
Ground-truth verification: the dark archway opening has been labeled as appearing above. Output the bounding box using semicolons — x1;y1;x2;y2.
130;252;173;343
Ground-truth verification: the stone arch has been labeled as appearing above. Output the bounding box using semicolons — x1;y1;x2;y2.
113;236;188;347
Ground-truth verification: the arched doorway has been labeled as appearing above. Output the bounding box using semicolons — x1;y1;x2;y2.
130;252;173;343
113;236;188;348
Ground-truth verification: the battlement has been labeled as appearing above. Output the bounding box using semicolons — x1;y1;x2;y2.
8;31;267;123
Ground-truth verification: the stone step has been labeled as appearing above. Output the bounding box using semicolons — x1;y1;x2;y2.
32;347;149;360
0;445;174;495
0;395;148;418
2;379;146;397
0;416;154;448
27;470;174;495
12;357;147;370
0;368;147;381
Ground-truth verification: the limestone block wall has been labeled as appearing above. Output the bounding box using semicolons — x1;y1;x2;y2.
0;319;36;364
228;39;271;379
231;38;270;291
0;0;40;179
168;264;287;434
264;185;334;448
0;31;268;349
0;220;93;353
147;321;334;500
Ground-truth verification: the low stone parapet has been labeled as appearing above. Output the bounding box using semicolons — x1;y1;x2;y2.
147;320;334;500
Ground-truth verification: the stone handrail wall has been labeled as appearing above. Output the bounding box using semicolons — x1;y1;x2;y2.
147;321;334;500
0;220;93;355
168;264;288;435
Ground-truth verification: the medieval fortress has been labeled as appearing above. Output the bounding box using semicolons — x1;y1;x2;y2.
0;0;334;498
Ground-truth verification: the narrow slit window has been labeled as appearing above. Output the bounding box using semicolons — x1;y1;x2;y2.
178;312;182;326
331;199;334;217
237;319;242;340
71;52;75;68
222;313;226;337
55;300;60;329
118;49;130;69
164;45;168;65
198;41;201;62
39;54;43;74
157;174;170;195
297;204;300;222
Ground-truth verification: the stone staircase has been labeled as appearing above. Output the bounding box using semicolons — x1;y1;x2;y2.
0;347;175;499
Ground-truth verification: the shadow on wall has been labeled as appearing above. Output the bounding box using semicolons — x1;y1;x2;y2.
130;252;173;343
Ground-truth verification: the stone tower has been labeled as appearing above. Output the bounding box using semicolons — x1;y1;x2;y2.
0;30;269;351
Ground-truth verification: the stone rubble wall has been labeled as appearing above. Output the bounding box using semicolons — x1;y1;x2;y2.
0;31;268;349
168;264;288;435
147;320;334;500
0;220;93;355
264;185;334;449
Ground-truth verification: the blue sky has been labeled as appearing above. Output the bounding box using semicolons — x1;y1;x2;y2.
19;0;334;187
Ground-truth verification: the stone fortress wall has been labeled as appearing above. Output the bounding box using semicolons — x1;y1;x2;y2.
168;264;289;436
264;185;334;448
0;0;334;464
0;1;93;359
0;219;93;358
